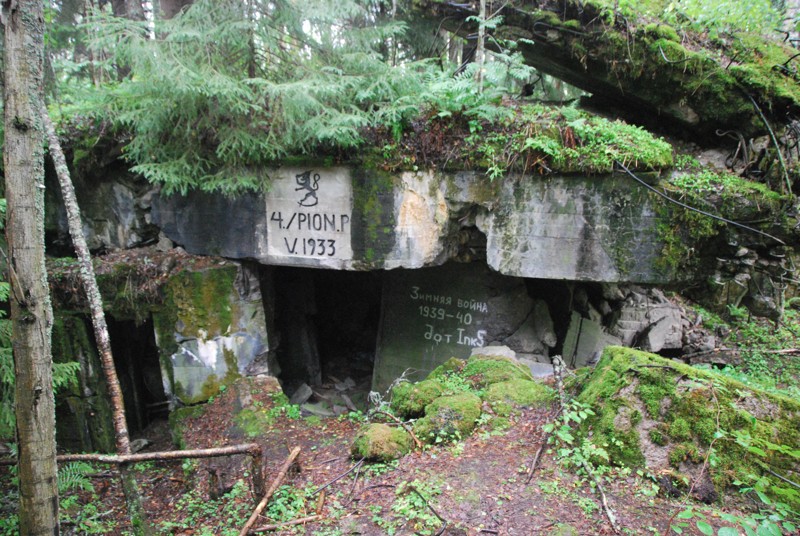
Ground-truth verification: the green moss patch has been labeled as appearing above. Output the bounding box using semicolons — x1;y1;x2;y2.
374;104;673;178
483;379;555;416
461;354;534;388
351;423;412;462
390;379;445;419
577;346;800;507
413;393;482;444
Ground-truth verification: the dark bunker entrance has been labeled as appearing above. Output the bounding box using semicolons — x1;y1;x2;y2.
271;267;382;411
106;316;169;434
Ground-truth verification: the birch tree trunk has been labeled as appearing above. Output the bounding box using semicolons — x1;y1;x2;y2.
43;112;153;535
2;1;60;534
475;0;486;93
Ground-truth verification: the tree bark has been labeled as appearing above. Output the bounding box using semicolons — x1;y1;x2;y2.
43;111;153;535
158;0;193;19
475;0;486;93
111;0;146;21
2;1;60;534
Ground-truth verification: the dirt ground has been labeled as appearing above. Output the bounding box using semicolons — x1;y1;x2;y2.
2;373;789;536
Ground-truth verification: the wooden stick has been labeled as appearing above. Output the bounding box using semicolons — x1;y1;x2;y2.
311;458;364;496
239;446;301;536
53;443;263;465
581;460;620;534
525;437;549;485
251;514;321;533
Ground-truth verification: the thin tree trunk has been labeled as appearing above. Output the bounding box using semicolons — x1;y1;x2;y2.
475;0;486;93
43;111;153;535
2;1;60;534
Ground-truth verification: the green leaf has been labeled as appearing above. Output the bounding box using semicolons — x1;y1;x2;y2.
718;528;740;536
677;508;694;520
696;520;713;535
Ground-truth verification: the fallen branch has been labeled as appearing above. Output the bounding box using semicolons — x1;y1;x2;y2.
409;485;447;536
370;410;424;450
239;446;302;536
0;444;266;495
311;458;364;496
251;515;321;533
581;460;620;534
525;438;549;485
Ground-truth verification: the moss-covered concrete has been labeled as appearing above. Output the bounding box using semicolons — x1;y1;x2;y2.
52;313;116;453
421;0;800;139
577;346;800;507
483;379;555;416
461;354;535;388
390;379;445;419
413;392;483;444
351;423;413;461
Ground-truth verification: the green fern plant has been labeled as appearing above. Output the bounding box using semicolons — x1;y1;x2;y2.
57;461;95;493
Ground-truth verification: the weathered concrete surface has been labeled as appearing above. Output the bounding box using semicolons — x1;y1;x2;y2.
476;174;663;282
154;263;270;404
372;262;557;392
151;168;672;283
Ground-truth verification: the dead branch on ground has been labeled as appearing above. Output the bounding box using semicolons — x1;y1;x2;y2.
239;446;302;536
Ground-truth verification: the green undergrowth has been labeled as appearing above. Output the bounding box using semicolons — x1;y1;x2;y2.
575;346;800;513
655;165;790;274
692;305;800;401
518;0;800;137
375;103;673;178
386;354;554;446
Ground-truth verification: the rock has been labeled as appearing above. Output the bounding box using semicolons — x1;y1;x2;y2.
563;312;622;368
391;379;445;419
483;379;554;415
503;300;557;355
301;402;335;418
351;423;411;462
157;263;271;405
154;231;174;252
341;394;358;412
577;347;800;508
519;360;555;378
334;377;356;391
289;383;314;405
413;392;482;444
462;354;534;387
638;307;683;352
470;345;516;360
607;289;684;352
130;438;151;453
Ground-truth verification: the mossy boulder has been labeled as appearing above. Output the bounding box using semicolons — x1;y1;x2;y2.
483;379;555;416
351;423;412;462
427;357;465;381
578;346;800;506
414;392;482;444
390;379;445;419
461;355;534;388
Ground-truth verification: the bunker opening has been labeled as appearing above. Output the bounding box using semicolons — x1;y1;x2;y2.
270;266;383;411
106;316;168;434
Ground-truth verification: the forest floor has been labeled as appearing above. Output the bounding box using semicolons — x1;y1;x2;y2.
1;373;787;536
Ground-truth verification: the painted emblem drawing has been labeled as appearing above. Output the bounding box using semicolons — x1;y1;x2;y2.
295;170;320;207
